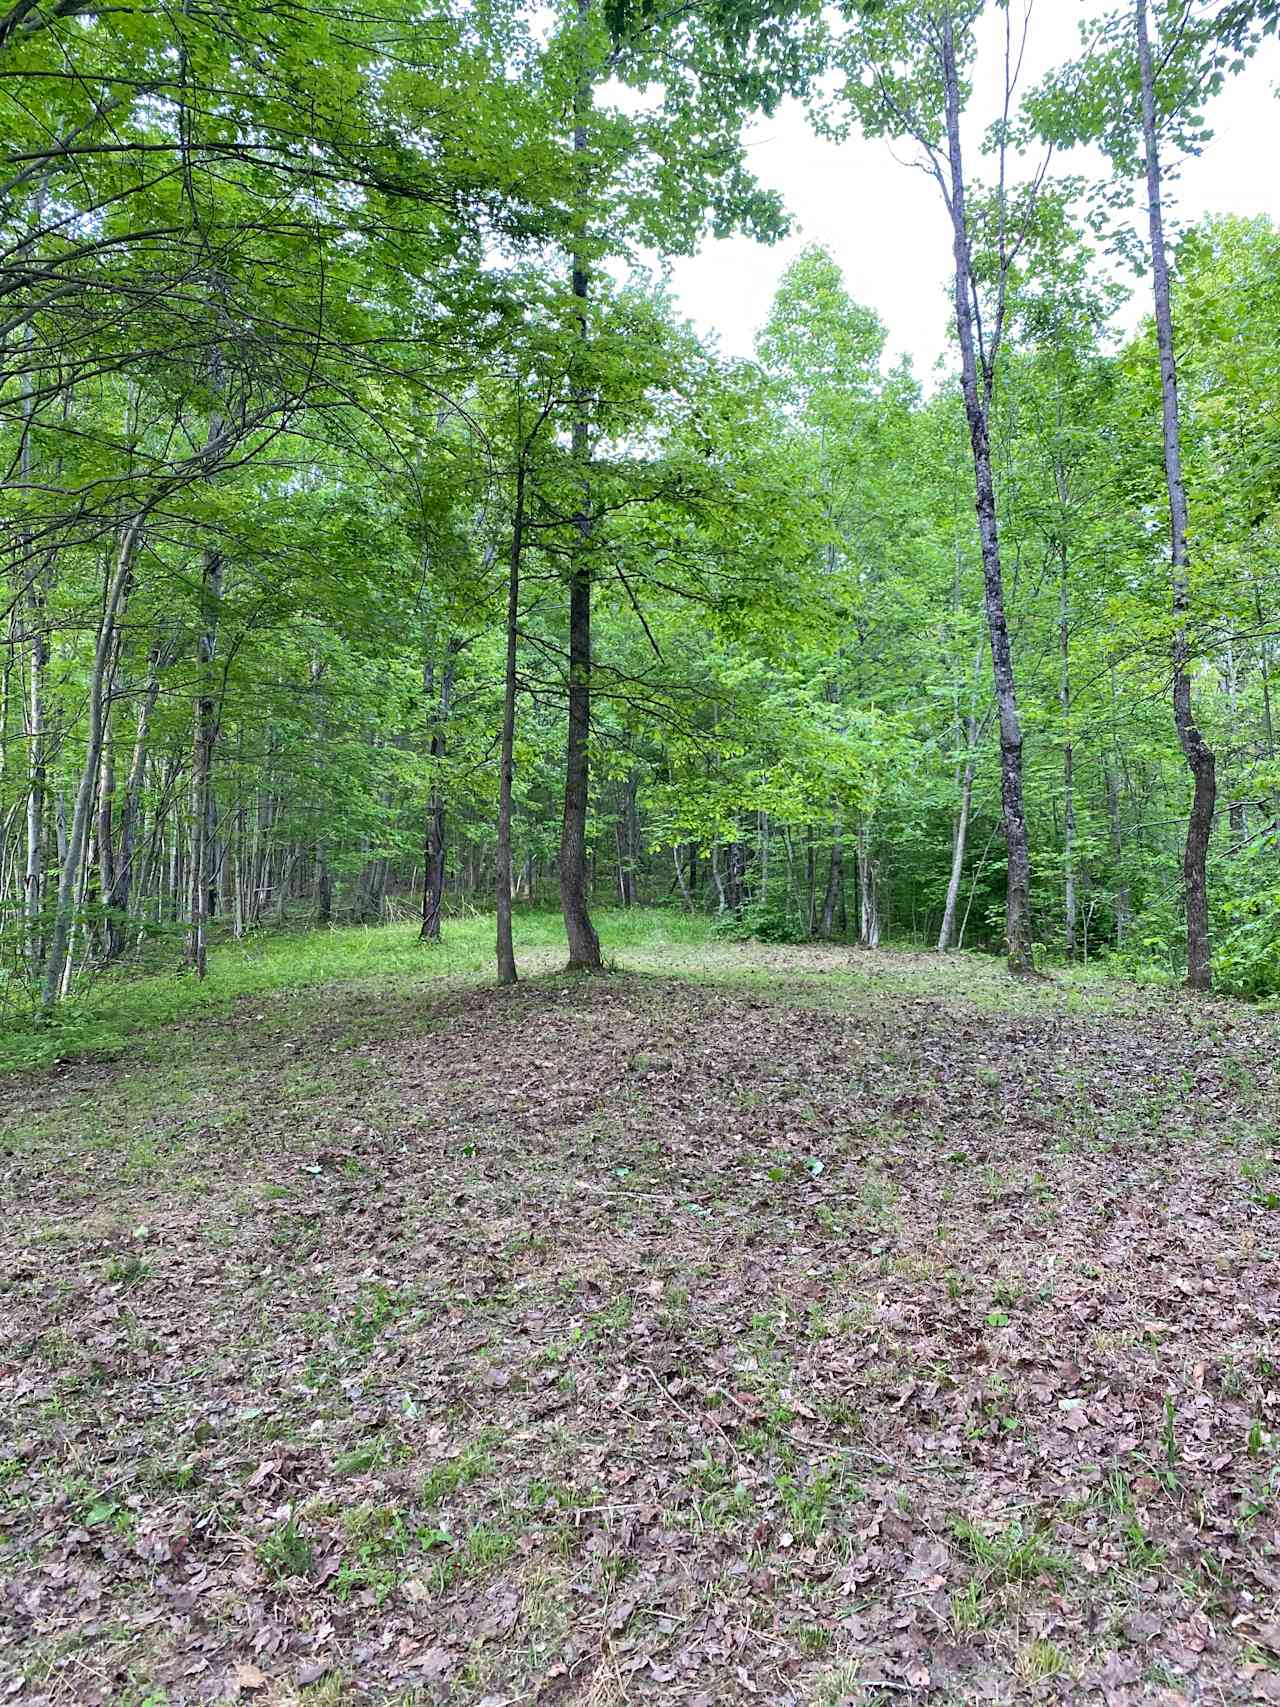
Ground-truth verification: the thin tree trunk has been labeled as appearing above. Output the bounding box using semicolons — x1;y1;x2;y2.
421;647;456;943
24;568;47;976
187;537;224;979
710;845;727;913
1136;0;1215;989
938;716;977;951
110;659;161;942
1257;583;1279;828
497;460;524;986
1060;549;1076;958
41;523;141;1009
806;827;817;937
820;822;844;940
673;844;693;911
857;822;880;947
940;11;1033;975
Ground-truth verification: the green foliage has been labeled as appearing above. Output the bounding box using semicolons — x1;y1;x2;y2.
258;1513;316;1580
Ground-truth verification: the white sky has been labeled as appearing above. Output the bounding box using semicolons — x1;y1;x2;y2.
659;3;1280;379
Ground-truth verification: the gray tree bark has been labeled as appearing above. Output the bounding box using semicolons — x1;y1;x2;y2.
940;9;1034;975
1136;0;1216;991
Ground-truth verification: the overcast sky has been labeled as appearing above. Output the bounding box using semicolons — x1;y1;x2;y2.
658;4;1280;380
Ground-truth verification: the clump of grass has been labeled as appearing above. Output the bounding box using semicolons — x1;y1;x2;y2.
951;1514;1069;1587
420;1432;499;1505
258;1513;316;1580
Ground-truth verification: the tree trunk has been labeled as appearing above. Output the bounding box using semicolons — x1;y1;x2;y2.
1060;550;1076;958
673;843;693;911
315;845;332;923
41;523;141;1009
187;538;224;979
857;822;880;947
940;12;1034;976
938;717;977;951
420;647;456;943
1137;0;1216;991
806;827;817;937
710;845;727;912
24;567;47;977
497;460;524;986
1256;582;1278;827
97;701;119;960
109;657;161;946
820;822;844;940
559;0;603;973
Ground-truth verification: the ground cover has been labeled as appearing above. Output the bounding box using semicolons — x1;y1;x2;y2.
3;915;1279;1704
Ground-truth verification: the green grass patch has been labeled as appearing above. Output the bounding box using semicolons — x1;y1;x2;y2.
0;908;717;1076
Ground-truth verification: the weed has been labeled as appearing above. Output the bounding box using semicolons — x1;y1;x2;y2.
430;1521;517;1590
420;1434;496;1505
104;1253;149;1287
258;1513;316;1580
951;1514;1068;1586
345;1283;399;1348
1022;1639;1068;1680
814;1661;862;1706
950;1579;988;1632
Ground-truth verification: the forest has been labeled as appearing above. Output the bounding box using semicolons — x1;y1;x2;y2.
5;1;1280;1704
2;0;1280;1018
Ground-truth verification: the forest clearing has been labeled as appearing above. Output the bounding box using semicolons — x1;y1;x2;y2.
4;916;1280;1705
6;0;1280;1699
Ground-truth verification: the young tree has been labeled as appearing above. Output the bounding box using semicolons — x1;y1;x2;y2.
821;1;1049;974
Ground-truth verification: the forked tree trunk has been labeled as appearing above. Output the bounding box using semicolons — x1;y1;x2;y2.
940;12;1034;976
1136;0;1216;990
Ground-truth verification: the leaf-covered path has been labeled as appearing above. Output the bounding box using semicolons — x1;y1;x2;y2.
4;940;1280;1705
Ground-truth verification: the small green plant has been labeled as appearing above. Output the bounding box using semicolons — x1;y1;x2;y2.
258;1513;316;1580
104;1253;148;1288
950;1578;988;1632
346;1283;399;1349
951;1514;1068;1586
776;1464;843;1542
420;1436;495;1505
1022;1639;1067;1680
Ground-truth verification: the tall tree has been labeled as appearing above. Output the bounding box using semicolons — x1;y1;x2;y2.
822;1;1048;974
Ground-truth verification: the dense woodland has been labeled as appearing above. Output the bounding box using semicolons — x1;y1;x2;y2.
4;0;1280;1015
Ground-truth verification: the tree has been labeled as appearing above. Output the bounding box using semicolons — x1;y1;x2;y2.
821;0;1049;974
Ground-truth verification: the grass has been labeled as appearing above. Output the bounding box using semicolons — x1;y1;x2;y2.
0;906;716;1074
1;904;1118;1077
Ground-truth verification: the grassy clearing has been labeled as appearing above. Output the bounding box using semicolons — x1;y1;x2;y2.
1;902;1131;1078
3;919;1279;1704
0;906;715;1074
